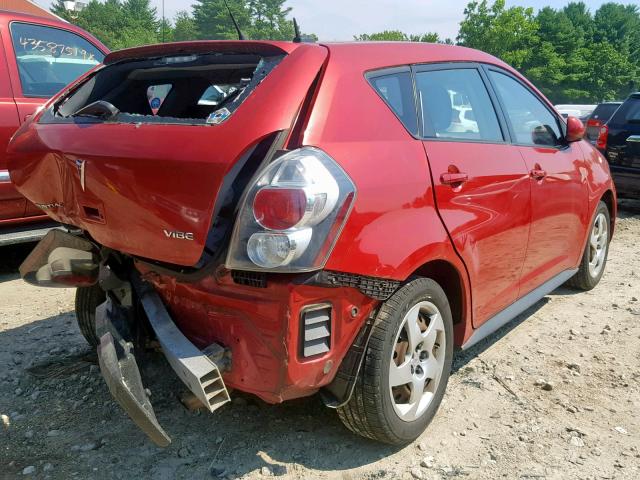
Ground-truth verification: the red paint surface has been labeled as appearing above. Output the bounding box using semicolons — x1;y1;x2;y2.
138;264;378;403
9;44;327;265
8;41;616;400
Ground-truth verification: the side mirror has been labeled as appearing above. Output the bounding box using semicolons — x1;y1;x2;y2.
566;116;585;142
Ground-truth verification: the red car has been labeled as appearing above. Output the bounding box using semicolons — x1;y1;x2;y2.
8;40;615;446
0;10;107;245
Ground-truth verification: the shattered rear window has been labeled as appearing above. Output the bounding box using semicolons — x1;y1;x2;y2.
47;53;284;126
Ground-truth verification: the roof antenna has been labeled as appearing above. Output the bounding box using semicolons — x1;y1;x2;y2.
293;18;302;43
223;0;246;40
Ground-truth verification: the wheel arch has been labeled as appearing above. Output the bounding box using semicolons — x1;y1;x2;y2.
600;189;616;238
410;258;471;347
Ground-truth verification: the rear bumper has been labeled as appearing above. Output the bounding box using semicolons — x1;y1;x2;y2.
96;279;231;446
0;222;63;247
137;264;380;403
97;330;171;447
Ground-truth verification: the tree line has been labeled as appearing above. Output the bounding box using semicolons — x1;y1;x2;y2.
50;0;313;49
52;0;639;103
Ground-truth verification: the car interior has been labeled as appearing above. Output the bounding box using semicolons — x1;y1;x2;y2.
52;53;284;125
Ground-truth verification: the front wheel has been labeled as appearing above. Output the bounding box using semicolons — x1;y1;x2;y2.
337;278;453;445
567;201;610;291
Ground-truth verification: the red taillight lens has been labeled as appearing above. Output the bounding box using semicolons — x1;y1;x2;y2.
596;125;609;150
51;273;98;287
253;188;307;230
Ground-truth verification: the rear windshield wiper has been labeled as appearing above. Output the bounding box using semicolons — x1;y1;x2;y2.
71;100;120;120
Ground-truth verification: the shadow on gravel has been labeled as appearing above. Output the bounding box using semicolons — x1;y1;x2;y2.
1;313;398;478
3;204;637;477
452;298;548;373
0;242;35;280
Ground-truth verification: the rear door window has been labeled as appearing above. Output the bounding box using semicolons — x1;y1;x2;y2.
488;70;563;147
369;70;418;135
10;22;104;97
610;97;640;125
415;68;503;142
590;104;620;123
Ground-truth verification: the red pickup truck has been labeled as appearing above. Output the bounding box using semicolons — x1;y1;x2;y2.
0;9;107;245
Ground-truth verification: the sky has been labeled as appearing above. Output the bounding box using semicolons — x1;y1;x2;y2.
38;0;639;41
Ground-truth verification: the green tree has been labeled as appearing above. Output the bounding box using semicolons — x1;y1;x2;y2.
247;0;294;40
192;0;251;39
528;6;589;102
583;41;637;101
355;30;446;43
457;0;640;102
457;0;539;69
51;0;162;49
563;2;595;40
594;3;640;45
172;11;199;41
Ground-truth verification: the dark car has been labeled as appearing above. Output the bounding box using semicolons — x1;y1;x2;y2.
597;93;640;198
586;102;622;142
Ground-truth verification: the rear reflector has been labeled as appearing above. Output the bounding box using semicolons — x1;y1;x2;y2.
301;305;332;358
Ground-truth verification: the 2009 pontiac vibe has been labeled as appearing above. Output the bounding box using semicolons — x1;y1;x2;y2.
7;40;615;446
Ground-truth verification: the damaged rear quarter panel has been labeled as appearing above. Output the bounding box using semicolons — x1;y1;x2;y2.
140;265;378;403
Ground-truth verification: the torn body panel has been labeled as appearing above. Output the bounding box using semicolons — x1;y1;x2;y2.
137;263;379;404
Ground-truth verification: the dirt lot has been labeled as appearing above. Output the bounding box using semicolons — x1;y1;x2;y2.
1;201;639;480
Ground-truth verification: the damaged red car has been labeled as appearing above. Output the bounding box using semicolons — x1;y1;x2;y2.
7;40;616;446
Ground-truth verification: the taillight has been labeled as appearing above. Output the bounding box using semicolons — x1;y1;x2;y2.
227;147;356;272
596;125;609;150
253;188;307;230
586;119;601;127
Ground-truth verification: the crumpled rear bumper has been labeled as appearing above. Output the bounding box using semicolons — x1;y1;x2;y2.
96;276;230;446
97;328;171;447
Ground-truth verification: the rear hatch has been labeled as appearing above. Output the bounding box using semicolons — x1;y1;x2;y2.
605;95;640;177
8;41;327;267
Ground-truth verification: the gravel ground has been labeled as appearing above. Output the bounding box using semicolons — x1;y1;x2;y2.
1;200;639;480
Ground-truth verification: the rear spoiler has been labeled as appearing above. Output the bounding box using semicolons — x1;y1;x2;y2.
104;40;300;65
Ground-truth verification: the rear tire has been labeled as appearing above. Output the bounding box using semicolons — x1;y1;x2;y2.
75;285;106;347
337;278;453;445
567;201;610;291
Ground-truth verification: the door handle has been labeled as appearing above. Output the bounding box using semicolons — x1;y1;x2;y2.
530;168;547;180
440;172;468;185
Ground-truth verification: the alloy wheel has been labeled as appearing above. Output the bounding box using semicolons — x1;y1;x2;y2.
389;301;446;422
588;212;608;278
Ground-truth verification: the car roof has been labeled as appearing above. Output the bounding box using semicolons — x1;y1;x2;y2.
322;41;510;71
